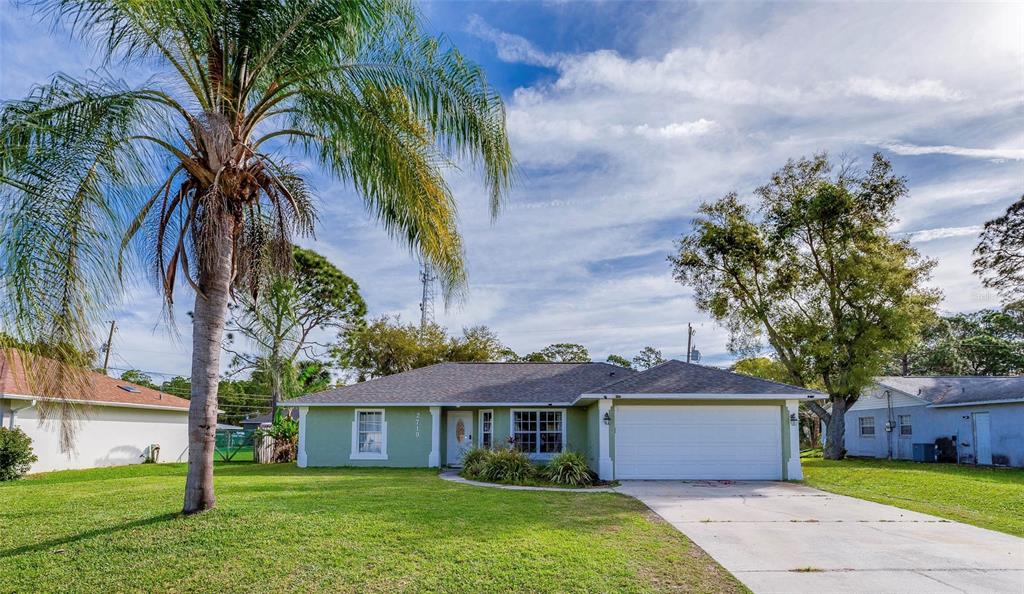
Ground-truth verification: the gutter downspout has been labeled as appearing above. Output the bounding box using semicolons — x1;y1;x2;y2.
885;390;894;460
5;399;36;429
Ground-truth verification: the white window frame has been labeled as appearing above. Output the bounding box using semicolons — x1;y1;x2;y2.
898;414;912;437
479;409;494;449
509;408;565;459
859;416;875;437
350;408;388;460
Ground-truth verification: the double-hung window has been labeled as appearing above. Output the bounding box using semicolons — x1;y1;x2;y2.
898;415;912;436
858;416;875;437
480;410;494;449
351;409;387;460
512;410;564;456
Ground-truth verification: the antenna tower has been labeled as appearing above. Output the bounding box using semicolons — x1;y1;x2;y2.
419;260;437;330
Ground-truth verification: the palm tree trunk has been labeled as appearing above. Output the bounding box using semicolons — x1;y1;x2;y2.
183;215;234;514
269;354;282;418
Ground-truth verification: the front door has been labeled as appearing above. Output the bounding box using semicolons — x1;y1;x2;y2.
446;411;474;466
974;412;992;465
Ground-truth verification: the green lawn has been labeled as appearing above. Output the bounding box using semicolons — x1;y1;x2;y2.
0;464;744;593
802;457;1024;537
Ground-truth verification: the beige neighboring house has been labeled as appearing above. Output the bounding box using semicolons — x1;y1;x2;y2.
0;349;191;473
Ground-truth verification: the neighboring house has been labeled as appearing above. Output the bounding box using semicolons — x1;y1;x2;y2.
239;408;298;431
0;349;190;473
285;360;822;480
845;376;1024;467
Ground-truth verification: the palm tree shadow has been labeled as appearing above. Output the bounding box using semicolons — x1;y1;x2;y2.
1;513;179;559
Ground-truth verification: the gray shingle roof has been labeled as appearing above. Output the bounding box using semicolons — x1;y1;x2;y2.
876;376;1024;406
585;359;820;396
240;409;298;426
286;362;635;405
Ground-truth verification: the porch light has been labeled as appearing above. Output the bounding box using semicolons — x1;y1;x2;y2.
603;412;612;425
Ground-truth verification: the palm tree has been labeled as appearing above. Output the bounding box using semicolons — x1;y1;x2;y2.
0;0;512;513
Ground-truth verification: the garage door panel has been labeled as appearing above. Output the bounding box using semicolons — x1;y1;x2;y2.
615;432;780;446
614;405;782;480
615;461;775;480
616;444;779;460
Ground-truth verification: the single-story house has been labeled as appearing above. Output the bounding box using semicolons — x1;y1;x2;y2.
285;360;822;480
845;376;1024;467
0;349;191;473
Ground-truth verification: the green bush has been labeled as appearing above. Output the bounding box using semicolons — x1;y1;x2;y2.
460;446;492;479
0;427;38;481
542;451;594;486
257;409;300;462
478;447;535;483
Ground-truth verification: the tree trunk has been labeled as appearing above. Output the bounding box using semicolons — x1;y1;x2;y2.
822;396;848;460
269;355;282;419
183;216;234;515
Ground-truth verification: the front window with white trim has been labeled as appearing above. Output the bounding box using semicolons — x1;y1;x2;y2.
480;410;493;449
351;409;387;459
512;410;563;455
858;416;875;437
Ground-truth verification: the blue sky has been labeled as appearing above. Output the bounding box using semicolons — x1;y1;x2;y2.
2;1;1022;381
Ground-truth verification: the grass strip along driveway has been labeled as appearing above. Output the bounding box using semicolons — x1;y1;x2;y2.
802;457;1024;537
0;464;745;593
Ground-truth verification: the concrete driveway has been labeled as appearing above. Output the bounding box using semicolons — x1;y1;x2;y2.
617;481;1024;594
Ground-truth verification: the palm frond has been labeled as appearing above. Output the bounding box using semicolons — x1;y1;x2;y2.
290;82;467;298
0;74;169;446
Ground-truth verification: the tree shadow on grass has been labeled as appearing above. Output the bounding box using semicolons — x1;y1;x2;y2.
0;513;179;559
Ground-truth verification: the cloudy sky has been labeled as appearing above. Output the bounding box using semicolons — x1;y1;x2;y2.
1;1;1021;382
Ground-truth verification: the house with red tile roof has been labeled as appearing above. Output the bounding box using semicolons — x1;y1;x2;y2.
0;349;190;473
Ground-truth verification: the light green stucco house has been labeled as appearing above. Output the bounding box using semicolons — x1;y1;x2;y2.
285;360;821;480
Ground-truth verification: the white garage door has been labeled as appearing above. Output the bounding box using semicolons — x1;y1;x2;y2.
614;405;782;480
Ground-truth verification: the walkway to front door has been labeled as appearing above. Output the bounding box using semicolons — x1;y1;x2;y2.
618;480;1024;593
446;411;473;466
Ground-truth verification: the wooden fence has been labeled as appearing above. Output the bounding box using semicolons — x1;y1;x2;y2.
254;434;275;464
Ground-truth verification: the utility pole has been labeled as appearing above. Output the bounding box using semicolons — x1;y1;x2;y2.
101;320;116;374
686;323;695;363
419;260;436;331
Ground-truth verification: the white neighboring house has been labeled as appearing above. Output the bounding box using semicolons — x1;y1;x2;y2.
0;349;190;473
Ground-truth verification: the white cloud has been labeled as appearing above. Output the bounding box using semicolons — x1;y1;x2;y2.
552;48;806;104
902;225;983;243
844;77;963;102
465;15;562;68
880;142;1024;161
635;119;717;139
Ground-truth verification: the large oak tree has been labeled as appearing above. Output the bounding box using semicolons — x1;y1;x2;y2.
974;194;1024;301
670;154;938;459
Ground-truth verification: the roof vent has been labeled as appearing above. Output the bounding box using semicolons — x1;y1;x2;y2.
118;385;141;393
